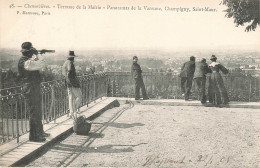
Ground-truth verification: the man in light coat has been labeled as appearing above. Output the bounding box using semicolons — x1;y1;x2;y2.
62;51;82;119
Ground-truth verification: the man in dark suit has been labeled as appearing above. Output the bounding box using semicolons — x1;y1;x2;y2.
193;58;212;104
131;56;149;100
18;42;50;142
179;56;196;100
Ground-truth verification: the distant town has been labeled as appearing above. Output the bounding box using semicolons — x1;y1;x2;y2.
0;47;259;88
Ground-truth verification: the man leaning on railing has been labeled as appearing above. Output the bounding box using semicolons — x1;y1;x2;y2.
17;42;50;142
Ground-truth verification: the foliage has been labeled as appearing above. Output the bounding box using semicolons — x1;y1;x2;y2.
222;0;260;31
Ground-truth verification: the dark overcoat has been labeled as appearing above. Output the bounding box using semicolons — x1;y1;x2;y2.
193;62;212;79
179;60;195;78
131;62;142;79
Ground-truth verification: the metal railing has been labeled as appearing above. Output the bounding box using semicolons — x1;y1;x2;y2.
0;73;108;145
0;71;259;145
106;71;260;101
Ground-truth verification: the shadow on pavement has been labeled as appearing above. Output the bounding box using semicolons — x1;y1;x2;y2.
92;122;145;128
52;142;147;153
87;132;105;138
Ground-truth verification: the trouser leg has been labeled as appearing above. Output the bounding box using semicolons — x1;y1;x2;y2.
195;77;207;103
29;83;44;140
185;77;193;100
201;78;206;103
67;87;74;113
71;87;82;111
195;78;202;101
180;77;187;94
135;79;140;99
140;79;148;99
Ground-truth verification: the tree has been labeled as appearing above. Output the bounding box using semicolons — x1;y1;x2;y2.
222;0;259;31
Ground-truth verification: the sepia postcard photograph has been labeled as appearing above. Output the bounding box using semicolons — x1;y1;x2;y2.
0;0;259;167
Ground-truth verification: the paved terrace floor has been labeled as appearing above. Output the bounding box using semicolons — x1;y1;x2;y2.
0;98;259;167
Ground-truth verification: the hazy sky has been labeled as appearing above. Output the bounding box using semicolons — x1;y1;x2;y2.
0;0;259;51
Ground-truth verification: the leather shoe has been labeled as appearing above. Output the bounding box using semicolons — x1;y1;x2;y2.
204;103;214;107
29;137;46;142
42;132;50;137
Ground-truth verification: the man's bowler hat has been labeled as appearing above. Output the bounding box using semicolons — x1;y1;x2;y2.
20;42;34;53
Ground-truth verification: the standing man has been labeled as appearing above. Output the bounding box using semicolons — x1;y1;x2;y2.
193;58;212;104
18;42;50;142
62;51;82;120
179;56;196;101
131;56;149;100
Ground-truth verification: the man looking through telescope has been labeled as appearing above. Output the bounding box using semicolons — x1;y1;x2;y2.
18;42;53;142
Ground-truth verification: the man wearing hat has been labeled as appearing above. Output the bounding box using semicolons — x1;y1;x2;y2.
179;56;196;100
62;51;82;119
18;42;50;142
193;58;212;104
131;56;149;100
